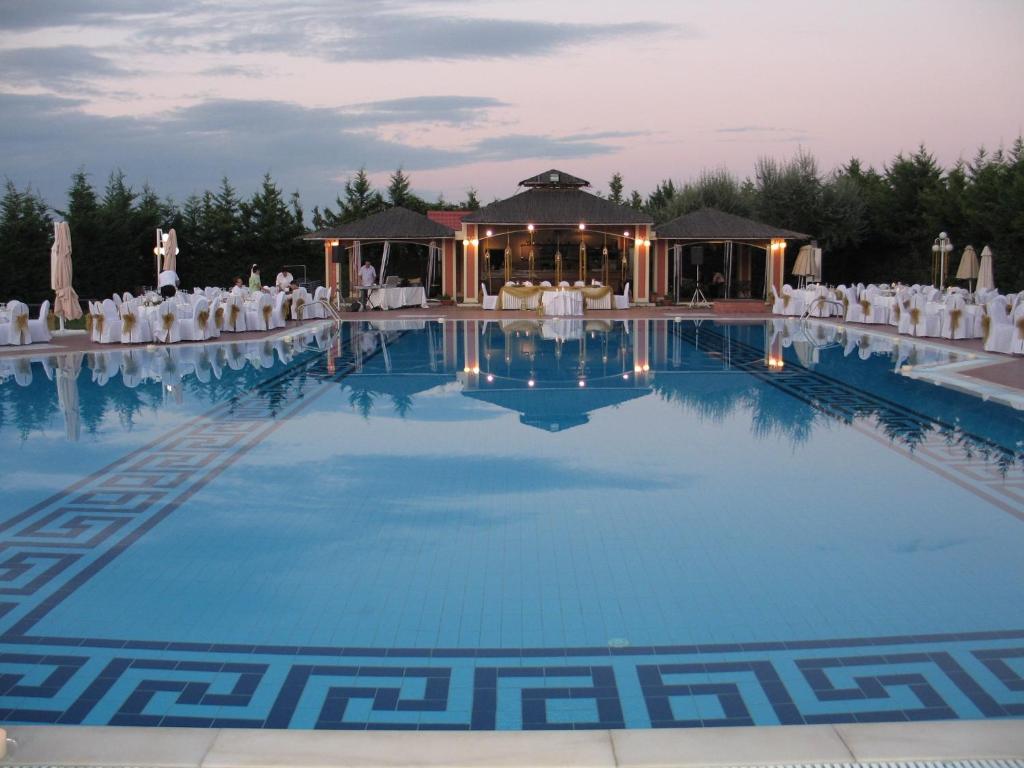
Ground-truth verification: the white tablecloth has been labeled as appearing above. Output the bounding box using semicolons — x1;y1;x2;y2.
367;286;427;310
542;290;583;316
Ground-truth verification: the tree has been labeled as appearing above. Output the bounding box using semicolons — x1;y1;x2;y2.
608;172;624;204
387;167;412;208
0;182;51;302
326;168;385;224
463;187;480;210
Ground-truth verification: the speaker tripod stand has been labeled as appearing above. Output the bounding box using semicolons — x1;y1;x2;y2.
688;264;711;308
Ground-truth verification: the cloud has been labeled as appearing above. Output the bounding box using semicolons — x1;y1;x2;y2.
472;133;626;161
0;46;129;88
0;0;191;30
0;92;622;213
343;96;510;127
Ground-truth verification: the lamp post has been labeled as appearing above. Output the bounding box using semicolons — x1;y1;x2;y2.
931;232;953;290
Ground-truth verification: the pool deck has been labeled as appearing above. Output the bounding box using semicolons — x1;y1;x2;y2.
2;719;1022;766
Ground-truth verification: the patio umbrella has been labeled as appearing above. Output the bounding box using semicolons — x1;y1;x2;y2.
162;228;178;272
50;221;82;329
56;352;83;442
976;245;995;293
956;244;979;292
379;241;391;285
792;245;814;288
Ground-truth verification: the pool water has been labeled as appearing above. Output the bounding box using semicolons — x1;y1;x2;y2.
0;318;1022;730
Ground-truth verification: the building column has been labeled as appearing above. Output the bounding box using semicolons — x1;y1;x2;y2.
769;238;786;301
462;225;480;304
633;225;651;304
323;241;334;293
349;240;360;296
654;239;668;299
442;239;457;299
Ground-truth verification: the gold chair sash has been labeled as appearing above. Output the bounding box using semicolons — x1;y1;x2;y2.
950;308;962;333
229;303;240;330
282;298;291;320
214;306;225;327
161;311;175;341
981;313;991;342
859;298;871;315
122;312;137;337
262;304;272;327
196;309;210;332
294;298;305;319
14;313;29;343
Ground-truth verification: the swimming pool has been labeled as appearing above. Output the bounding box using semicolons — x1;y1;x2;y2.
0;319;1021;730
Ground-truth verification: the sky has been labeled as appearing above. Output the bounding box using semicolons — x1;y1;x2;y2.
1;0;1022;215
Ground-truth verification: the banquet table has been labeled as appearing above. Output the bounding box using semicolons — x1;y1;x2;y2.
499;284;613;312
367;286;427;310
542;289;583;316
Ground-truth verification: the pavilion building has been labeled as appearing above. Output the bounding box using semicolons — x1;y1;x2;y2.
306;169;810;306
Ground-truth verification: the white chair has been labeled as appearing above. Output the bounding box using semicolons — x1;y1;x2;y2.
940;295;968;340
111;293;122;309
558;280;570;288
28;300;52;342
304;287;327;319
179;298;211;341
271;292;288;329
223;295;248;332
206;299;222;338
845;290;867;323
614;282;630;310
246;292;273;331
574;280;585;287
770;285;785;315
540;281;552;287
4;302;30;345
781;285;805;317
907;293;939;338
119;304;153;344
481;283;498;310
291;288;311;320
153;302;181;344
98;299;122;344
985;297;1015;354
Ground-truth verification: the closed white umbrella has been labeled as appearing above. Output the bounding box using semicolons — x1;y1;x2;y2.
956;244;979;292
976;245;995;293
792;245;814;288
51;221;82;330
162;228;178;272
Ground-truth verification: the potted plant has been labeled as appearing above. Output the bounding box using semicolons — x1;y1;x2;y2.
439;294;455;306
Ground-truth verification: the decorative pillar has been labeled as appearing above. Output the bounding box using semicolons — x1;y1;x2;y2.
633;225;651;304
654;239;668;299
769;238;786;301
462;225;480;304
442;239;457;299
349;240;360;297
323;241;334;292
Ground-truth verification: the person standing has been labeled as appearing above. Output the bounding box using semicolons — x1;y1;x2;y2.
358;260;377;287
276;267;294;292
249;265;262;291
158;268;179;298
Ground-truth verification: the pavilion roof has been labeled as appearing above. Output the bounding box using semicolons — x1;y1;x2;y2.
655;208;810;240
304;206;455;241
462;188;653;226
518;169;590;188
462;385;649;432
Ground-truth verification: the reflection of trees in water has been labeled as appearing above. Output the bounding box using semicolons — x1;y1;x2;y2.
0;369;59;441
651;375;819;447
391;393;413;418
349;388;375;419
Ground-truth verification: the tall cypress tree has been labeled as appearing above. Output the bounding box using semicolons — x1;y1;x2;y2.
0;182;52;302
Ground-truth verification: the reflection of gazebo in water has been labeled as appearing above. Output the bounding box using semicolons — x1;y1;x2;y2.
459;170;655;305
653;208;809;303
461;319;651;432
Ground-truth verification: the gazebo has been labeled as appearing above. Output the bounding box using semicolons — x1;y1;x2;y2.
458;170;655;305
653;208;810;303
304;206;459;300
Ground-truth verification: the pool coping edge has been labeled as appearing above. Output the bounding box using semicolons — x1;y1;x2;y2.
2;720;1022;767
